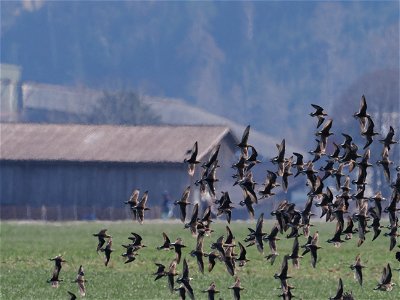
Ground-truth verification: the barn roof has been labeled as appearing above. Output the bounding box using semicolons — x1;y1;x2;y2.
0;123;238;163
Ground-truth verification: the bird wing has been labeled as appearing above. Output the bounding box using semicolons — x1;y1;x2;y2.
255;213;264;235
182;259;189;280
77;277;86;296
240;125;250;146
138;191;148;208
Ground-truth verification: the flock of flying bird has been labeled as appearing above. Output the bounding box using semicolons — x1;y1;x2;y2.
47;95;399;299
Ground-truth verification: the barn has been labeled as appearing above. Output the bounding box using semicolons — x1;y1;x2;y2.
0;123;240;220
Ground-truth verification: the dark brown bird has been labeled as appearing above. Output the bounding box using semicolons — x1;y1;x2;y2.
174;186;191;223
166;259;179;293
121;244;137;264
153;263;166;281
379;126;398;150
100;238;113;266
259;170;280;198
184;141;200;176
48;262;63;288
171;238;186;264
174;285;186;300
377;147;393;183
316;119;333;150
274;255;291;293
374;263;394;291
342;215;357;240
228;277;244;300
320;160;335;181
202;282;219;300
292;152;305;177
235;242;250;267
49;254;66;275
310;104;328;128
353;200;368;247
281;156;294;192
309;139;325;163
67;291;77;300
204;251;219;273
271;139;286;176
329;278;344;300
329;142;341;161
157;232;173;250
327;222;345;247
72;265;86;296
211;235;226;259
237;125;252;157
264;223;280;265
384;219;399;251
124;189;139;220
368;206;382;241
184;203;199;236
177;259;194;300
369;191;386;218
132;190;150;224
223;246;236;276
353;95;370;127
247;213;266;254
93;229;111;252
190;232;206;274
202;144;220;170
305;231;321;268
216;191;234;224
350;254;365;286
288;236;303;269
196;160;219;197
333;163;345;191
361;116;379;149
239;188;255;218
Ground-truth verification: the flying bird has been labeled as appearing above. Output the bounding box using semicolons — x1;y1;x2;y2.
174;186;191;223
350;254;365;286
379;126;398;150
310;104;328;128
228;277;244;300
157;232;173;251
93;229;111;252
353;95;370;127
72;265;86;296
132;190;150;224
184;141;200;176
177;259;194;300
374;263;394;291
202;282;219;300
171;238;186;264
100;238;113;266
124;189;139;220
153;263;166;281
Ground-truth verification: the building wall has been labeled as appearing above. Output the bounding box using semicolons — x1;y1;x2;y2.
0;160;189;220
0;136;240;220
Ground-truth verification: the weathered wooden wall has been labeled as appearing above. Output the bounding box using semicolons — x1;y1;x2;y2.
0;138;242;220
0;160;188;220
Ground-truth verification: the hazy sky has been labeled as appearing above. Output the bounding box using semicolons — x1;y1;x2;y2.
1;1;399;141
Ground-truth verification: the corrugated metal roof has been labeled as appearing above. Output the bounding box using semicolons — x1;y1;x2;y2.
0;123;237;163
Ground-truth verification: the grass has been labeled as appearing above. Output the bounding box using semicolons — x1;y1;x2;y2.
0;219;398;300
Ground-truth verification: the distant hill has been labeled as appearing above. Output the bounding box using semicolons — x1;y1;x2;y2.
1;1;398;148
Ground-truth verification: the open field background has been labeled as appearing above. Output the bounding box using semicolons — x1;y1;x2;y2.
1;220;399;300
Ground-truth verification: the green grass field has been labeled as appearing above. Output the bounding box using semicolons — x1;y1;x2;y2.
0;220;398;299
